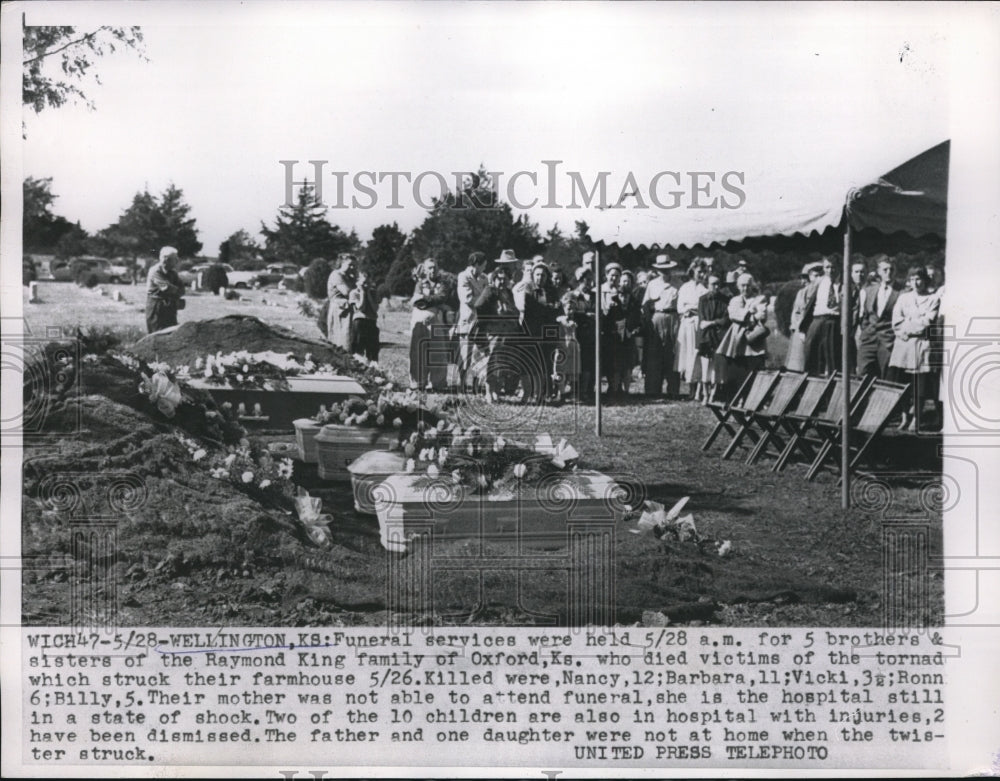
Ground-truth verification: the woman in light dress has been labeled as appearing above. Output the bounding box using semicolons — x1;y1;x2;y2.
675;259;709;400
408;257;454;392
889;266;941;432
784;262;823;372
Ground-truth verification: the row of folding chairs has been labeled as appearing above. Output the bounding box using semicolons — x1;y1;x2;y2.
701;369;911;481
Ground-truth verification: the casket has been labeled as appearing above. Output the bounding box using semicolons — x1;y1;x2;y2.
315;424;399;481
374;470;623;552
292;418;323;463
346;450;408;514
186;375;366;430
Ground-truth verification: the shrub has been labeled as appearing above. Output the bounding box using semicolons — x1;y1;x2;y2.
202;263;229;294
77;271;99;288
303;257;333;300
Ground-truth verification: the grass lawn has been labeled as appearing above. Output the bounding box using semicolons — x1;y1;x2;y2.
19;281;942;627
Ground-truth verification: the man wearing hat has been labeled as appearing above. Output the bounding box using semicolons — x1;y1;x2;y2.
641;254;680;397
145;246;186;333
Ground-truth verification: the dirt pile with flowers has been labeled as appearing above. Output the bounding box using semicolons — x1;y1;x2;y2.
131;315;386;392
20;341;390;626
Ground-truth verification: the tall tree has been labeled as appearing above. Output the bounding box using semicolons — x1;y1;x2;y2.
155;183;202;257
23;26;145;115
363;222;407;284
94;185;202;261
409;166;543;273
260;184;358;266
23;176;87;254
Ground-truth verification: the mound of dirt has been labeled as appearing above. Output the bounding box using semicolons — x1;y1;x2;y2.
131;315;361;372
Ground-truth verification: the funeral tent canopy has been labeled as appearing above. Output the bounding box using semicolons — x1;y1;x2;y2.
585;140;949;509
584;140;949;250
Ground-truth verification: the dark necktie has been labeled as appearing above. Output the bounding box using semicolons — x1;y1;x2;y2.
826;279;838;311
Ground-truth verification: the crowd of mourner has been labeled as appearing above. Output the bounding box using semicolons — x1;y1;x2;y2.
144;244;945;432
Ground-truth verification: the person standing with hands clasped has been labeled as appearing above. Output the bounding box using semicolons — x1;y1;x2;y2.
145;246;186;334
348;269;380;362
641;254;680;398
327;253;358;352
799;256;842;377
716;273;768;399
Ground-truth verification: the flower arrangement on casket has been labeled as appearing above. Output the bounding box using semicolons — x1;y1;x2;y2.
194;350;391;391
310;388;453;436
395;423;580;495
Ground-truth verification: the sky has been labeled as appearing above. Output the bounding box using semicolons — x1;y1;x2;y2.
8;1;972;256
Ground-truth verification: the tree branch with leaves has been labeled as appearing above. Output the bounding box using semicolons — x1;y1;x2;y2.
22;25;146;115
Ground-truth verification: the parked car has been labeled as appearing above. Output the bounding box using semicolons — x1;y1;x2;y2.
178;262;258;289
50;257;129;284
252;263;301;287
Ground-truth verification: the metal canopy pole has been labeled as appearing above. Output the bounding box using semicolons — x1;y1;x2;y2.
594;249;602;437
841;223;852;510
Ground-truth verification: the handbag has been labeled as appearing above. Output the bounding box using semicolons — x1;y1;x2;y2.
744;321;769;347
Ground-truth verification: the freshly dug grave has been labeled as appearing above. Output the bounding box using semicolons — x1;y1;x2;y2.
131;315;369;373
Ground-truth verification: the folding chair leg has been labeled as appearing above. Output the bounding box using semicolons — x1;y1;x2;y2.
773;434;797;472
805;439;836;481
702;419;735;451
722;425;751;460
748;427;784;465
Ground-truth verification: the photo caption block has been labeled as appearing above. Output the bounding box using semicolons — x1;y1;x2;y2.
21;627;947;769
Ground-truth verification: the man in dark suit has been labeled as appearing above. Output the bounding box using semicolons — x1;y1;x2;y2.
856;255;900;380
798;256;841;376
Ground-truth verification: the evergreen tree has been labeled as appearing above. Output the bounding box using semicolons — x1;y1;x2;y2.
363;222;407;285
409;166;543;273
260;184;358;267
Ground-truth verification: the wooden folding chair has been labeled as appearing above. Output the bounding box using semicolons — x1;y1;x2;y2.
757;375;834;469
702;369;780;453
772;373;868;473
804;379;911;481
738;371;809;464
721;370;806;460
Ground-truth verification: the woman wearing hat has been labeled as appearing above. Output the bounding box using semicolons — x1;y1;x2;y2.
675;259;709;401
641;254;680;398
716;272;769;398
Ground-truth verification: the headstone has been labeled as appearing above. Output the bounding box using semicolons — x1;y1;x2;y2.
219;286;227;297
112;290;124;302
28;281;40;303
